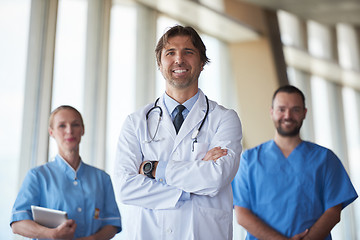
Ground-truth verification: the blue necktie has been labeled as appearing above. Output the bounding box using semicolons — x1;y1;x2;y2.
173;105;186;134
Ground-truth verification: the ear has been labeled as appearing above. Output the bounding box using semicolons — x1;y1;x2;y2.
48;127;54;138
303;107;308;119
81;128;85;136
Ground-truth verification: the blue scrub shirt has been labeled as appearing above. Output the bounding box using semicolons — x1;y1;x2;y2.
232;140;358;239
11;155;122;238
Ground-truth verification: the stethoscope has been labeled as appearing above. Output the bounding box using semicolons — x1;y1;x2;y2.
145;96;209;152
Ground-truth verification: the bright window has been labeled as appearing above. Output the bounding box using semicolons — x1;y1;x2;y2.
342;87;360;237
0;0;30;238
49;0;88;159
106;3;137;239
310;76;332;148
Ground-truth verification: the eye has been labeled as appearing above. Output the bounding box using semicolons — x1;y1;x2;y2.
291;107;301;113
59;124;66;128
166;51;174;56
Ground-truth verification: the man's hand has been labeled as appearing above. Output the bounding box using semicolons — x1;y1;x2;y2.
51;219;77;240
203;147;227;162
77;225;118;240
290;229;308;240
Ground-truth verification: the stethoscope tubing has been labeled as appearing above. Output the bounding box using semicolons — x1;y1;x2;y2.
144;95;209;145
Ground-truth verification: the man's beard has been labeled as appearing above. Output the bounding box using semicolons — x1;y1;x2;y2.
276;120;303;137
168;77;193;89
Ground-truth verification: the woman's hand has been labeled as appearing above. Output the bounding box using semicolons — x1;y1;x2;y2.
51;219;77;240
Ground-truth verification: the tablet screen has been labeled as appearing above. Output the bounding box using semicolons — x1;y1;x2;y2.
31;205;68;228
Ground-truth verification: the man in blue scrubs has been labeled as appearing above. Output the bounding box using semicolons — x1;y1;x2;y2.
232;85;358;240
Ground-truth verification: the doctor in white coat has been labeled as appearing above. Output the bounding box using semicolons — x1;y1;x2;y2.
114;25;242;240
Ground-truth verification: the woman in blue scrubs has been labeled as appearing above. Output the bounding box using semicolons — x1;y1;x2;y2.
10;105;121;240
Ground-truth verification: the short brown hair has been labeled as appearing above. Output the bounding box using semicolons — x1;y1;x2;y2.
49;105;84;129
155;25;210;67
272;85;306;108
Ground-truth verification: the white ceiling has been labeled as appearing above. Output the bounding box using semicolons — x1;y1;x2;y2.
135;0;261;43
133;0;360;42
238;0;360;26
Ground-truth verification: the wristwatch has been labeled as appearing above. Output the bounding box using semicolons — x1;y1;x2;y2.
143;161;156;179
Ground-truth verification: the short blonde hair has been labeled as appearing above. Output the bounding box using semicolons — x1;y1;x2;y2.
49;105;84;129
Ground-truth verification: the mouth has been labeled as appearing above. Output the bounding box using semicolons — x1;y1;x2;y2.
280;119;297;127
171;68;189;79
173;69;188;73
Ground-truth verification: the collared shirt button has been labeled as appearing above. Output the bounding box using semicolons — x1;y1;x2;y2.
73;181;78;186
159;178;163;182
167;228;173;233
77;207;82;212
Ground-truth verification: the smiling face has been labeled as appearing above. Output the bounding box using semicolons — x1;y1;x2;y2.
271;92;307;137
48;108;84;155
159;35;204;95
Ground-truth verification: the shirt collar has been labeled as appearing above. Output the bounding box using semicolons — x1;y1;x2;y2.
55;154;83;180
163;90;199;117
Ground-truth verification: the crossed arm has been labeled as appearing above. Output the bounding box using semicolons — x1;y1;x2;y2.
116;108;242;209
139;147;228;177
234;204;342;240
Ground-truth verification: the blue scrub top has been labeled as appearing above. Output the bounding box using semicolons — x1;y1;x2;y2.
232;140;358;239
11;155;122;238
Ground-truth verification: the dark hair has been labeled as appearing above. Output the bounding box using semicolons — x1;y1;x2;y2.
155;25;210;67
272;85;306;108
49;105;84;129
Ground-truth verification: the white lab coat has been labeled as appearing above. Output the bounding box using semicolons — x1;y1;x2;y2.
114;89;242;240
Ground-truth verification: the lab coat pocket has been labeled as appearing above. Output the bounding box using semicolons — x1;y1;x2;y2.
191;142;209;160
194;206;231;239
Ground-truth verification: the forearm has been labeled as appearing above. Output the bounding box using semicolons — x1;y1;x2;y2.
165;110;242;195
303;204;342;240
12;220;54;239
77;225;118;240
165;152;238;196
116;169;185;209
115;125;185;209
234;206;287;240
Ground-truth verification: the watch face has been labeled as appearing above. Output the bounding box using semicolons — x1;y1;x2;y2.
143;162;152;173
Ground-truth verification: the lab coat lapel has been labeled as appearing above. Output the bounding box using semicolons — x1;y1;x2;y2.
173;91;208;149
158;95;177;140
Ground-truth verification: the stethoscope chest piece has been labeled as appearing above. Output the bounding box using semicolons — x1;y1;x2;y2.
191;129;199;140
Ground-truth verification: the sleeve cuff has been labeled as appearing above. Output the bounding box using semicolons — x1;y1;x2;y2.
155;161;167;184
10;209;33;226
179;191;191;201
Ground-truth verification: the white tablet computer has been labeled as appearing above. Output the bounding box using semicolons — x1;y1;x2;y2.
31;205;68;228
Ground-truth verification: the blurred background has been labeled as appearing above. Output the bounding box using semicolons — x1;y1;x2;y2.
1;0;359;239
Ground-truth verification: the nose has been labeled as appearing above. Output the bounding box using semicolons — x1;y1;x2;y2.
65;125;73;134
284;109;291;118
174;53;184;64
